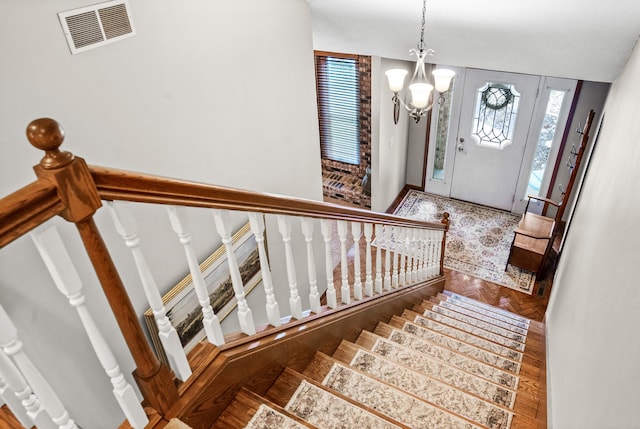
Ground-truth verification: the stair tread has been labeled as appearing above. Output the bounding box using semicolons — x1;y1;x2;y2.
303;352;485;429
211;289;543;429
434;294;532;332
268;368;409;429
419;300;529;340
441;291;531;325
330;341;515;429
403;309;527;352
425;298;530;334
387;316;521;367
213;388;314;429
397;311;526;360
373;322;521;387
349;334;518;408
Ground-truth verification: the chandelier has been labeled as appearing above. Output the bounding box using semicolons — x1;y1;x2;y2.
385;0;455;124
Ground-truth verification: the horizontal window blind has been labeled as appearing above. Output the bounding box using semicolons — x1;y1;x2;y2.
315;55;361;165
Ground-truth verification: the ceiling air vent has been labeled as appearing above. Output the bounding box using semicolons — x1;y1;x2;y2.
58;0;136;55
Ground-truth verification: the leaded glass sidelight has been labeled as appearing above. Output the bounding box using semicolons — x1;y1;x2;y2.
432;77;455;180
471;82;521;149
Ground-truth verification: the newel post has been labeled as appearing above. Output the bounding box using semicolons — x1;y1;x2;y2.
440;212;450;276
26;118;179;415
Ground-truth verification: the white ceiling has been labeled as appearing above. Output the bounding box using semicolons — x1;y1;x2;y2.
308;0;640;82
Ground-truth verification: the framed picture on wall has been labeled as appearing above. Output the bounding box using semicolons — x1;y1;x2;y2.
144;221;263;365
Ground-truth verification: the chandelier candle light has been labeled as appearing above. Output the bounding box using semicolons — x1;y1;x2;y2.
386;0;455;124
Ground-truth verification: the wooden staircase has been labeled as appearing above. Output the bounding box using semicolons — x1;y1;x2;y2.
209;291;543;429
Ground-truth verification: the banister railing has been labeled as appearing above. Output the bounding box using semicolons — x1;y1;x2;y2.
0;118;449;428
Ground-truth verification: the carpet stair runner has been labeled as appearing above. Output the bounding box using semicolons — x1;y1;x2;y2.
212;292;541;429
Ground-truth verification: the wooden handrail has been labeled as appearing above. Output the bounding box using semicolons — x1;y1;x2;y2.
89;166;446;231
0;180;65;248
1;117;449;424
5;118;180;416
526;195;560;208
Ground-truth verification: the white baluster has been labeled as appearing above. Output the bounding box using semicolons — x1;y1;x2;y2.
391;227;399;289
351;222;363;300
0;371;33;429
398;228;407;287
383;225;391;291
410;229;419;283
212;210;257;334
320;220;338;309
248;213;282;327
419;229;427;281
0;303;77;429
31;227;148;429
407;228;415;285
407;228;416;284
0;351;51;429
424;229;433;278
418;229;427;281
276;215;304;320
374;224;383;294
363;223;374;297
301;218;321;314
336;221;350;304
107;202;191;381
429;229;439;277
167;206;225;345
435;230;444;276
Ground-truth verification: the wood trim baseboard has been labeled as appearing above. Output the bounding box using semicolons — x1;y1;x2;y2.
386;184;421;213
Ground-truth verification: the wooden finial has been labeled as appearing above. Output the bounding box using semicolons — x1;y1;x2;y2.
441;212;450;230
26;118;74;169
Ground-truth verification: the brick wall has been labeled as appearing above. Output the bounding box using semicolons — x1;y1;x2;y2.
321;55;371;209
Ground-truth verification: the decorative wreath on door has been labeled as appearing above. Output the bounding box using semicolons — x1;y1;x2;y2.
481;85;514;110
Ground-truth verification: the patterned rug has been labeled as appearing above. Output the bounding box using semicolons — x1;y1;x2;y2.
244;293;533;429
394;190;535;294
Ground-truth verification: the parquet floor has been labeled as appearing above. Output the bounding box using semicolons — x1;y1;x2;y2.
444;268;549;323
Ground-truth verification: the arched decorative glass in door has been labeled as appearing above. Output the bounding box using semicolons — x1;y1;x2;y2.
471;82;521;149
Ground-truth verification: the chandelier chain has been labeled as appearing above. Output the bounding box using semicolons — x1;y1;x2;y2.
418;0;427;52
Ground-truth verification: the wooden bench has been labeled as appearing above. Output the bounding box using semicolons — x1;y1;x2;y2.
506;196;560;278
507;109;596;281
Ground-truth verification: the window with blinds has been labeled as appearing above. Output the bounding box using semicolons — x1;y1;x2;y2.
315;54;361;165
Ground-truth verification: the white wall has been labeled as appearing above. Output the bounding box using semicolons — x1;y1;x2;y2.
405;117;428;188
371;57;411;212
0;0;321;427
546;40;640;428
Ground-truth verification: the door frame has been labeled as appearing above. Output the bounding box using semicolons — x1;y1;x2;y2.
449;69;542;212
424;67;577;214
511;77;578;213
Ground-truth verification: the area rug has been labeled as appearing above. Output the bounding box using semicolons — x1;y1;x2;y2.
393;190;535;294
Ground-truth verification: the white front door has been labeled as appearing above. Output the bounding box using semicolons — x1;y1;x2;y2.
449;69;541;211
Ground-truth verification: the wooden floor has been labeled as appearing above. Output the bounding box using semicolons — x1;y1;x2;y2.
444;268;548;429
0;405;23;428
444;269;549;323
